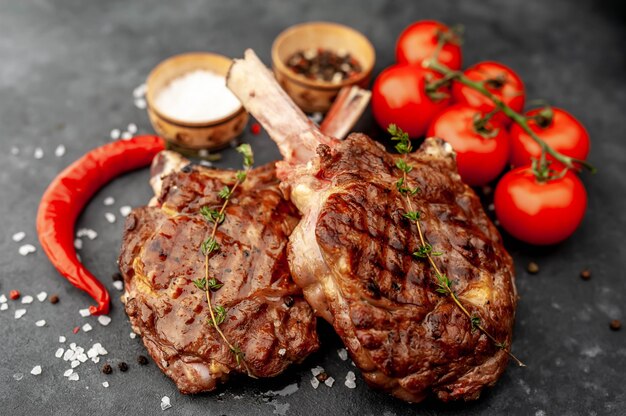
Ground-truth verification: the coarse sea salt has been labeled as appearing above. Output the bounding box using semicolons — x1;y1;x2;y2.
55;144;66;157
337;348;348;361
310;377;319;389
127;123;137;134
133;83;147;98
74;238;83;250
30;366;42;375
34;147;44;159
64;369;74;377
104;213;116;223
113;281;124;291
325;376;335;387
160;396;172;411
134;98;147;109
130;332;137;339
1;303;7;311
345;371;356;389
35;319;46;327
79;308;91;317
68;373;79;381
102;381;109;388
59;336;66;343
19;244;36;256
0;294;7;303
82;323;93;332
98;315;111;326
21;295;34;304
155;70;241;123
12;231;26;242
15;309;26;319
110;128;121;140
121;131;133;140
103;196;115;206
76;228;97;240
120;206;132;217
36;291;47;302
55;348;64;358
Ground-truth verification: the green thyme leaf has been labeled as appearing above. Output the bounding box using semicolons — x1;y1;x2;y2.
402;211;421;221
201;237;220;255
218;186;232;200
236;170;247;182
200;206;225;224
231;345;244;366
236;143;254;168
207;277;224;291
193;278;207;291
388;124;412;154
395;158;413;173
470;314;481;332
211;305;227;326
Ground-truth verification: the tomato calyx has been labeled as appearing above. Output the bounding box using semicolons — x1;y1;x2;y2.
424;72;454;101
484;74;507;90
434;24;464;48
527;105;554;128
530;157;568;183
472;110;500;139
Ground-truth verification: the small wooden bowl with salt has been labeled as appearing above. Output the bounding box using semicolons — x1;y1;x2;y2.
146;52;248;151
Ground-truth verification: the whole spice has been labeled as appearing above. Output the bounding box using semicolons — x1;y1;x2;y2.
286;48;362;83
580;269;591;280
610;319;622;331
9;290;20;300
36;135;165;315
101;363;113;374
137;355;149;365
49;294;60;304
526;262;539;274
118;362;129;372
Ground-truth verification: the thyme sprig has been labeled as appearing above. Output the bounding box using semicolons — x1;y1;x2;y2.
193;143;255;371
388;125;525;367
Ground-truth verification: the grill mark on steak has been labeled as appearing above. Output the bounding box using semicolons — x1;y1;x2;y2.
119;153;318;394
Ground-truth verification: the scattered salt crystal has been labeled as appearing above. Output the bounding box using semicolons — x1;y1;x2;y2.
96;344;108;355
130;332;137;339
98;315;112;326
77;354;88;363
310;377;319;389
120;206;132;217
30;365;42;375
488;203;495;212
63;350;73;361
0;294;7;303
55;348;64;358
71;360;80;369
12;231;26;242
278;348;286;356
15;309;26;319
92;356;100;364
74;238;83;250
102;381;109;388
134;98;147;109
103;196;115;206
34;147;44;159
59;336;66;343
76;228;97;240
21;296;34;304
161;396;172;411
344;371;356;389
87;348;98;359
110;128;121;140
64;369;74;377
133;83;147;98
127;123;137;134
121;131;133;140
13;373;24;381
82;323;93;332
104;212;116;223
68;373;79;381
36;291;47;302
325;376;335;387
35;319;46;327
113;281;124;291
55;144;66;157
19;244;37;256
11;146;19;155
79;308;91;317
337;348;348;361
1;303;7;311
155;69;241;123
311;366;324;377
198;160;213;167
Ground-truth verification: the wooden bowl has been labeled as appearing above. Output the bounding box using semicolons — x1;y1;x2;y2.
146;52;248;151
272;22;375;113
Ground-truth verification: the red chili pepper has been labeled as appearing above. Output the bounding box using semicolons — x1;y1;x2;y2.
250;122;261;135
9;290;21;300
36;135;166;315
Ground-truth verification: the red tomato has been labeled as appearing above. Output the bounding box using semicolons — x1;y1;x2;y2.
372;64;451;138
510;107;590;169
396;20;462;70
452;61;525;126
427;104;510;186
494;167;587;245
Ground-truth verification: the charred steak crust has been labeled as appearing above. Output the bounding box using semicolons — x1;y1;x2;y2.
119;160;318;394
288;134;516;402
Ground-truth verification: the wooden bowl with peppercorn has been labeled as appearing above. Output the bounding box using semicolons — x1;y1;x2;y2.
272;22;375;113
145;52;249;152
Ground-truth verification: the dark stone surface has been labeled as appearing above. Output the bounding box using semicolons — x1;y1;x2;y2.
1;0;625;415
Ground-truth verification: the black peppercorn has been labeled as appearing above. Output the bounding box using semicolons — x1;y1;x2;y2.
137;355;149;365
101;363;113;374
118;362;129;372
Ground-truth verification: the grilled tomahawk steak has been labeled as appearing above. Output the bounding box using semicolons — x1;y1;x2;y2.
227;50;518;403
118;151;318;393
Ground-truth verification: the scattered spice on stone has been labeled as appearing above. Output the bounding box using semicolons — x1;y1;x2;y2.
527;262;539;274
580;269;591;280
101;363;113;374
118;362;129;372
49;294;59;304
137;355;149;365
9;290;20;300
316;372;329;382
286;48;362;83
610;319;622;331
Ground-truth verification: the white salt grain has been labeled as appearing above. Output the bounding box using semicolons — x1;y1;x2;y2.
113;281;123;291
98;315;112;326
103;196;115;206
55;145;66;157
104;212;116;223
130;332;137;339
19;244;36;256
121;131;133;140
110;129;121;140
324;376;335;387
30;366;42;375
127;123;137;134
35;319;46;327
12;231;26;242
310;366;324;377
0;294;7;303
1;303;7;311
102;381;109;388
59;336;66;343
74;238;83;250
82;323;93;332
55;348;64;358
79;308;91;317
161;396;172;411
21;295;34;304
155;70;241;123
64;369;74;377
34;147;44;159
71;360;80;369
76;228;97;240
15;309;26;319
337;348;348;361
120;206;132;217
36;291;47;302
133;83;147;98
310;377;320;389
134;98;147;109
68;373;79;381
92;356;100;364
345;371;356;389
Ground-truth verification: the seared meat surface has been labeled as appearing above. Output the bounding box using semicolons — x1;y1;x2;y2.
227;50;518;403
119;151;318;394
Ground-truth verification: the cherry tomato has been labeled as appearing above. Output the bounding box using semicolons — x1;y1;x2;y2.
452;61;525;126
509;107;590;169
494;167;587;245
372;64;451;138
427;104;510;186
396;20;462;70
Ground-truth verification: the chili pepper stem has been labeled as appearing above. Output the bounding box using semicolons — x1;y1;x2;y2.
423;59;596;174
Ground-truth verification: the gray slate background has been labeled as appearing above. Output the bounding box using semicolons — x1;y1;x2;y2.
1;0;625;415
